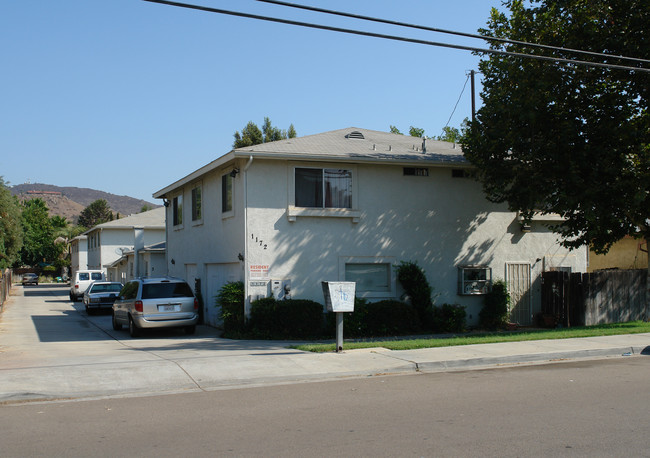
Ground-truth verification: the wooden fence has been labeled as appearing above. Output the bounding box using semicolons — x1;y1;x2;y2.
541;269;648;326
0;269;12;311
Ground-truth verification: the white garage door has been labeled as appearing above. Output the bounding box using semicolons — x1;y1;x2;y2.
205;263;242;327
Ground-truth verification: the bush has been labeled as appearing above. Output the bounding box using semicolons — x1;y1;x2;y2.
395;261;434;330
327;298;421;338
248;297;324;339
479;279;510;330
432;303;467;333
216;281;245;336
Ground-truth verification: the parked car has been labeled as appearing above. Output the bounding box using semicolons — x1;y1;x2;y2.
70;270;105;301
112;277;199;337
83;281;124;315
22;273;39;286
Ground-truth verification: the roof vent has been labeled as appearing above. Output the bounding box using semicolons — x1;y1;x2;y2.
345;131;365;139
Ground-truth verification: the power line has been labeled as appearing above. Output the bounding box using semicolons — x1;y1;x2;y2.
444;73;471;128
142;0;650;74
256;0;650;66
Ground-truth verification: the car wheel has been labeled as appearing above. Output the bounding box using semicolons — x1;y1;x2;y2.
69;292;73;301
85;305;91;315
184;325;196;335
129;316;141;338
112;312;122;330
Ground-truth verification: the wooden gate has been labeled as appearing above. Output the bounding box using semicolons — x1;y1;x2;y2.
542;269;648;326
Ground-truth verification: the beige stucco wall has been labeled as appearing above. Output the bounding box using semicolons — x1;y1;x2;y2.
588;237;648;272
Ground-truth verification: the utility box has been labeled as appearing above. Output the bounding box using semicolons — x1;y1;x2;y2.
272;279;291;300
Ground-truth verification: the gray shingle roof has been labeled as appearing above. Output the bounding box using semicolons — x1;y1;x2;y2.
154;127;468;199
233;127;466;164
86;207;165;233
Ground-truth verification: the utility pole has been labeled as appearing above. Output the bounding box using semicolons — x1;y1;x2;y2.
470;69;476;122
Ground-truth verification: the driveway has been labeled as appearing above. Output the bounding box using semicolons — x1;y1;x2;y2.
0;285;415;403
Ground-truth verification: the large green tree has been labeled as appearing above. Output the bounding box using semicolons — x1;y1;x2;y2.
19;198;61;266
0;178;23;268
463;0;649;254
233;117;296;148
78;199;113;229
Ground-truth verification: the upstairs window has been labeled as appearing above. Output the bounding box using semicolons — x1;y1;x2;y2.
222;173;233;214
295;168;352;209
173;195;183;226
191;185;202;221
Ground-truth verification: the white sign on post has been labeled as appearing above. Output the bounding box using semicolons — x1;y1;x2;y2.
322;281;355;312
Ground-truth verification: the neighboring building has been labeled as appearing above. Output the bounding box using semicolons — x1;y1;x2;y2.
107;241;167;284
69;235;88;281
153;128;588;327
83;208;166;280
588;236;648;272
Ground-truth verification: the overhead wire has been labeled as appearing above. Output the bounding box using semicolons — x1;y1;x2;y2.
255;0;650;67
444;73;471;129
142;0;650;74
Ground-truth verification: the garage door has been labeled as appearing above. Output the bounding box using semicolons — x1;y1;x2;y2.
205;263;243;327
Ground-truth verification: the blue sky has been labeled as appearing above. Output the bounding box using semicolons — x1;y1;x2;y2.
2;0;503;203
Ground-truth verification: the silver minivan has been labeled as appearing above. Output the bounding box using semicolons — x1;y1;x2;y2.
112;277;199;337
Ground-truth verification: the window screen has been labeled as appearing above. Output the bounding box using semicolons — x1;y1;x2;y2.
345;263;390;292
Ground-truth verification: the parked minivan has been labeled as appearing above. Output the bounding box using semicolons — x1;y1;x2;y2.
70;270;106;301
112;277;199;337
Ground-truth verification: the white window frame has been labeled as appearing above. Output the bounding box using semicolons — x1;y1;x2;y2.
458;265;492;295
288;162;360;222
339;256;396;299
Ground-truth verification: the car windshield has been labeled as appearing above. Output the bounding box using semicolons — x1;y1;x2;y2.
91;273;103;280
142;282;193;299
90;284;122;293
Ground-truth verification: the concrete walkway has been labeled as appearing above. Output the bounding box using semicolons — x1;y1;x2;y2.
1;285;649;404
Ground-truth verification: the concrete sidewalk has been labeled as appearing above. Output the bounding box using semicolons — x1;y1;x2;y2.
1;285;649;404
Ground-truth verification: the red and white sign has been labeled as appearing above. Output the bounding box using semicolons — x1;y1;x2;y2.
249;264;269;278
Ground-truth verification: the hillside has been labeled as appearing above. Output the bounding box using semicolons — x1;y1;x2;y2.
11;183;160;223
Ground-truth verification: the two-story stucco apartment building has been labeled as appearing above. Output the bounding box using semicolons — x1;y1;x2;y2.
153;128;587;327
78;207;166;282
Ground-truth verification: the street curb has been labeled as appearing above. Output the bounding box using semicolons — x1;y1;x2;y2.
415;346;649;372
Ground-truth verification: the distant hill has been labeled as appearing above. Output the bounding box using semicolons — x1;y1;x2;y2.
11;183;160;224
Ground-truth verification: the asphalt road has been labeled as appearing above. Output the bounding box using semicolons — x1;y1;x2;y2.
1;358;649;457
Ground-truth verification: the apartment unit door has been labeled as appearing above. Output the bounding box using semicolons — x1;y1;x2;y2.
506;262;532;325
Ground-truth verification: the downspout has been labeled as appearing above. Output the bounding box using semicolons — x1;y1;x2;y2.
163;197;170;276
133;226;144;278
243;155;254;317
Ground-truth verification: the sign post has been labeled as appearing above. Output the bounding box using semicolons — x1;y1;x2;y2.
322;281;355;352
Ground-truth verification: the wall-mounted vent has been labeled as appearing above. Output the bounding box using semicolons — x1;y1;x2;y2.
452;169;476;179
404;167;429;177
345;131;365;139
